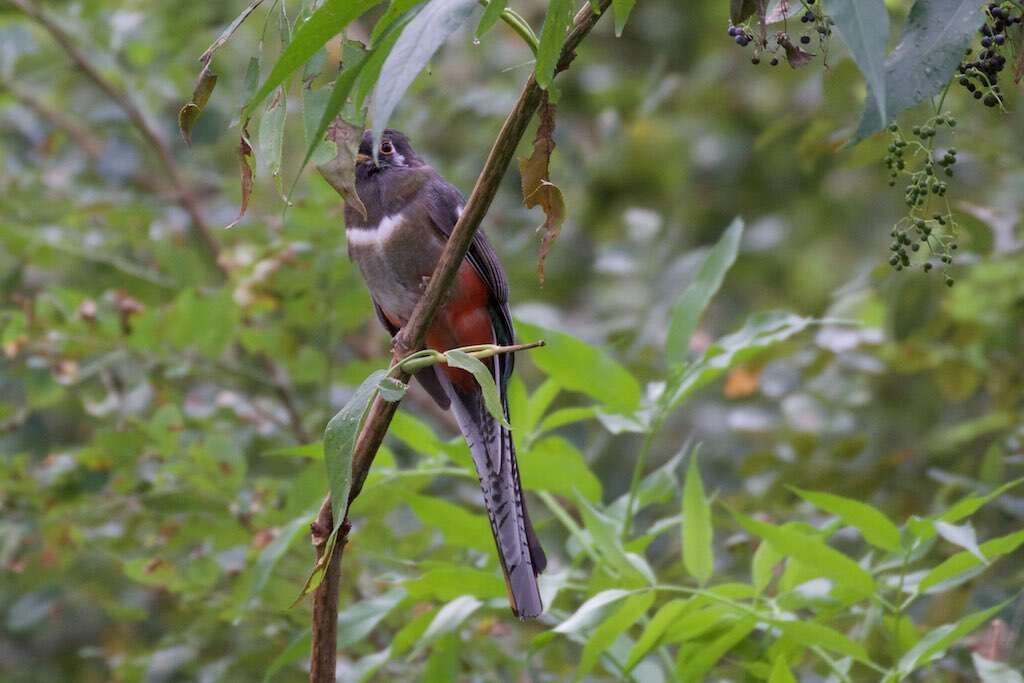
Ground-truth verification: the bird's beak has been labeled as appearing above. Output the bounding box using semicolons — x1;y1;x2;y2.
355;153;372;164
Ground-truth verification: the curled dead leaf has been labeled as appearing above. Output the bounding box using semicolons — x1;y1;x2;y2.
777;32;815;68
316;117;367;221
179;65;218;146
226;122;255;229
518;96;565;284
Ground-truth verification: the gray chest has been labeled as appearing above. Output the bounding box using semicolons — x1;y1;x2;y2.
347;213;446;321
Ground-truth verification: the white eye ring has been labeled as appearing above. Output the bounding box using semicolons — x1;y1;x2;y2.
380;141;394;155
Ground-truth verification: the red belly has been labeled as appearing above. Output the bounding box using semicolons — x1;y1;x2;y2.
426;263;494;391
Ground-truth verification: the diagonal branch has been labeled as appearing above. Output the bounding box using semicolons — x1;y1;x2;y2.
10;0;224;273
308;1;613;680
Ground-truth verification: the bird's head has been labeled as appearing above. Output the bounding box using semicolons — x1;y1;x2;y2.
355;129;422;174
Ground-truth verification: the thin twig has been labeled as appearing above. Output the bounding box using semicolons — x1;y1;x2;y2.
10;0;224;273
307;1;614;679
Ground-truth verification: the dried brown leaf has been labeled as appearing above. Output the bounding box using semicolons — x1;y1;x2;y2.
518;98;565;284
178;65;218;146
777;32;815;68
315;117;367;221
226;122;255;229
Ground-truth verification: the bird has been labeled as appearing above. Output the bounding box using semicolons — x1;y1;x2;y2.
344;129;547;619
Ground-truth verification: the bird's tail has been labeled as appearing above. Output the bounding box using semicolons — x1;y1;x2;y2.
436;357;547;619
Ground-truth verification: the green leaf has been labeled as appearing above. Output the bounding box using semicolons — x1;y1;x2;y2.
408;495;492;552
934;520;987;563
476;0;508;38
733;512;877;600
258;89;287;177
678;617;756;682
854;0;984;141
444;350;509;427
897;600;1012;676
517;320;642;412
663;312;814;413
919;529;1024;593
337;588;406;648
391;607;437;656
249;514;312;600
752;538;784;593
576;492;652;581
377;376;408;402
302;86;337;166
577;591;655;679
771;619;871;663
520;436;602;502
769;656;798;683
298;48;372;182
666;218;743;366
624;598;690;672
535;0;573;90
371;0;425;43
792;488;902;553
682;448;714;585
416;595;482;650
830;0;889;127
404;566;506;601
611;0;636;37
262;631;310;683
243;0;383;117
324;369;386;523
555;589;635;635
370;0;478;151
536;406;597;435
938;477;1024;525
664;604;737;643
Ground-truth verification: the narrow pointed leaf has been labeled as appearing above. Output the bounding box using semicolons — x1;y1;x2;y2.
898;600;1012;675
666;218;743;366
577;592;655;679
370;0;478;151
792;488;901;552
535;0;573;89
444;350;509;427
324;369;386;522
682;448;713;585
476;0;508;38
244;0;383;117
624;598;690;672
733;512;876;600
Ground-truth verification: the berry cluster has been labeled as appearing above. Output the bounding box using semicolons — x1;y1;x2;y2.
883;115;961;285
727;0;832;67
956;2;1022;108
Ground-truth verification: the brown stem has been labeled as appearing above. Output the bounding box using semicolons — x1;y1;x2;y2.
307;1;612;680
10;0;224;274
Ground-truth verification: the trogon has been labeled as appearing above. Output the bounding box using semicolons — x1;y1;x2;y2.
345;129;547;619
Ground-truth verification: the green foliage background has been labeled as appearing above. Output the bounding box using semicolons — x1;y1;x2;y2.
1;0;1023;681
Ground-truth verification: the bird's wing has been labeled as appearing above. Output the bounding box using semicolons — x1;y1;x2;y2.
421;174;516;369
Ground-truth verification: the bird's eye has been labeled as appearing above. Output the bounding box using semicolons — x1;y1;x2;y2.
380;141;394;155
